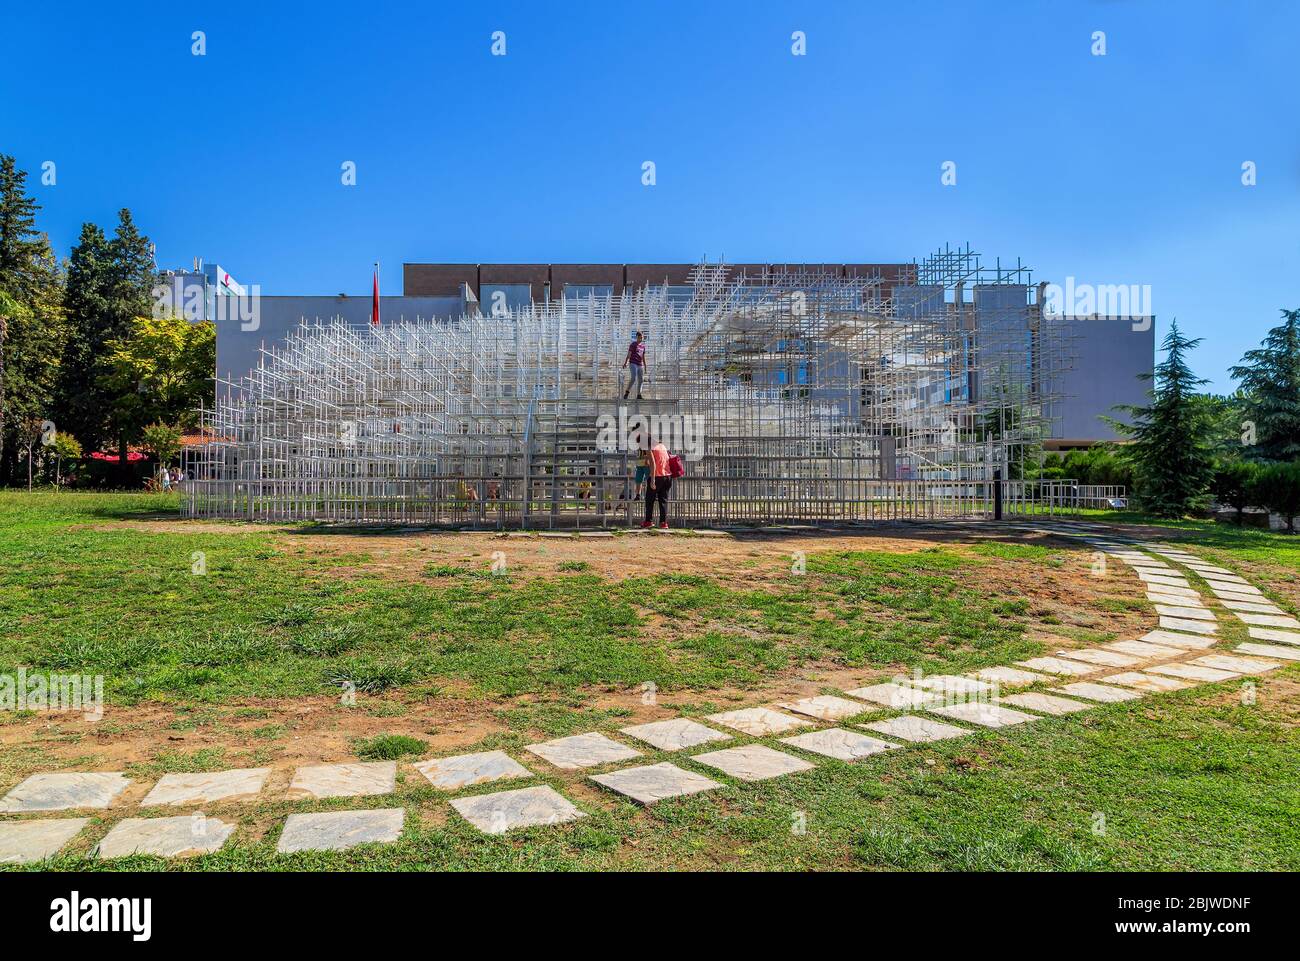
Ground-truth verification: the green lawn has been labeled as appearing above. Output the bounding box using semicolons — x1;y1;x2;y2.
1;491;1298;871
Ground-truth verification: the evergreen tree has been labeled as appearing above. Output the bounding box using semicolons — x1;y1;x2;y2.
59;222;113;451
59;209;159;459
1109;320;1215;517
0;155;45;301
1230;308;1300;461
0;157;67;484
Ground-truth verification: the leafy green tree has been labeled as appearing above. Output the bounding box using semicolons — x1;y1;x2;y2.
1230;308;1300;461
139;422;183;467
100;314;215;442
51;432;82;487
1247;460;1300;533
1109;320;1215;517
1210;458;1259;523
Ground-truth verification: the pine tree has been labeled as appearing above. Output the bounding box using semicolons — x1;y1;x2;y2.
0;157;67;483
58;209;159;460
1230;308;1300;461
59;222;113;451
0;154;45;301
1109;320;1215;517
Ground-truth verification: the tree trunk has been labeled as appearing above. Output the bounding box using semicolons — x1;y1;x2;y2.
118;434;129;489
27;443;33;492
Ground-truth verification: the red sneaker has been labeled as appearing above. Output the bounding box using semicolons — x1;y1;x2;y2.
659;522;669;529
639;521;653;528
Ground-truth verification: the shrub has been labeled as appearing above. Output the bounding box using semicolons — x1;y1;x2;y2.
1210;459;1259;522
1247;460;1300;532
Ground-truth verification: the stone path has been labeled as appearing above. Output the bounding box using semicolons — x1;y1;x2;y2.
4;521;1296;860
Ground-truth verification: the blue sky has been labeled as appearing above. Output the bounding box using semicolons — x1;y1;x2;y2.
3;0;1297;392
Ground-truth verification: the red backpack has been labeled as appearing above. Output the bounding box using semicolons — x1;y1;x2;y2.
667;455;685;478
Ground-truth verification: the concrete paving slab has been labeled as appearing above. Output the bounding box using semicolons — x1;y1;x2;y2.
844;683;939;708
1158;616;1217;635
970;666;1045;687
0;773;131;813
142;768;270;807
780;728;900;761
1099;672;1193;693
619;718;731;752
776;695;872;722
98;815;235;859
997;692;1091;716
1140;629;1217;649
288;762;396;799
449;786;585;834
0;819;87;864
692;744;816;781
1191;654;1282;674
862;715;971;742
1050;682;1143;703
524;733;642;770
1015;657;1096;677
277;809;405;852
1146;662;1239;682
1247;627;1300;645
1057;649;1141;668
413;751;532;791
1235;642;1300;661
589;762;721;805
929;701;1037;728
706;707;815;736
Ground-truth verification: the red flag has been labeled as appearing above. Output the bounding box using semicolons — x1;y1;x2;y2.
371;265;381;327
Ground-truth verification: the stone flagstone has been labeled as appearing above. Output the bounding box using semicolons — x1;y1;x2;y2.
289;761;396;799
909;675;995;696
525;732;641;769
1191;654;1282;674
1147;592;1204;607
1057;648;1140;668
1235;642;1300;661
1219;599;1284;614
1100;672;1193;693
998;692;1091;716
1210;584;1263;598
278;808;405;852
1201;574;1250;586
589;762;721;805
863;715;970;742
1234;613;1300;629
1139;583;1200;599
1154;605;1215;621
98;815;235;859
706;707;815;736
1140;629;1216;649
971;666;1045;687
777;695;872;722
0;773;131;813
1248;627;1300;645
1137;573;1191;588
844;682;939;708
693;744;816;781
780;728;900;761
929;701;1036;728
1106;639;1185;658
142;768;271;807
451;786;585;834
0;819;88;864
1158;616;1217;635
1050;681;1142;703
1186;564;1234;575
1146;662;1239;683
413;751;532;791
620;718;731;752
1015;656;1096;677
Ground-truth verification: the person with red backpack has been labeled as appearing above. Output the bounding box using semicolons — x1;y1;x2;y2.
641;439;684;529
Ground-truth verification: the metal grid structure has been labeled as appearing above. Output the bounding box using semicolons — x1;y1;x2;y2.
185;246;1078;526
